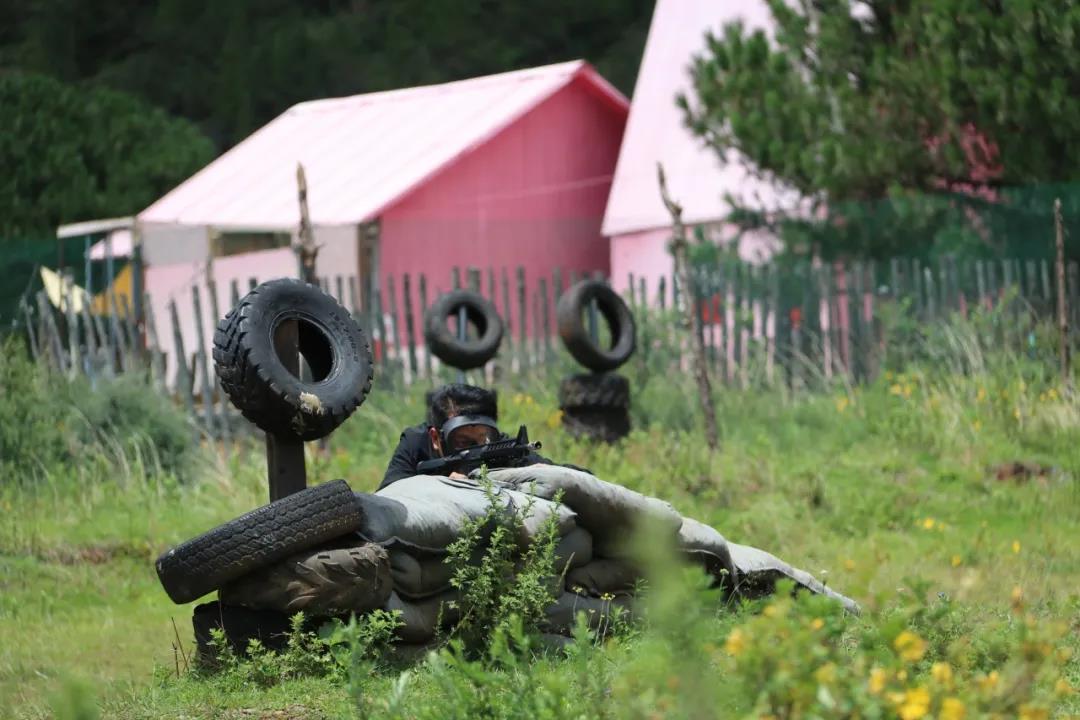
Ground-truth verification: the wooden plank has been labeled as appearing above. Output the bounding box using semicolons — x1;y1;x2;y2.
1025;260;1038;311
21;299;40;363
169;299;196;419
248;277;258;292
851;261;865;381
230;279;241;308
658;275;667;311
923;265;936;322
487;268;496;305
108;290;129;373
80;300;98;371
191;285;218;437
516;267;529;369
553;267;563;301
539;277;552;364
90;304;111;376
374;287;389;379
739;262;750;388
418;274;432;380
387;274;404;382
452;267;462;290
143;293;165;392
335;275;345;305
501;268;514;372
205;279;231;446
766;263;778;385
402;273;419;378
467;267;481;293
36;292;65;373
531;289;542;367
1040;259;1052;311
63;273;80;377
814;265;832;380
348;276;361;317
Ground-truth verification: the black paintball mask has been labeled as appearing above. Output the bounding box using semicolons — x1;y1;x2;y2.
438;414;501;452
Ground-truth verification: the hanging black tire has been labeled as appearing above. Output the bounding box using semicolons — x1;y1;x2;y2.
561;406;631;443
556;279;636;373
213;278;373;441
423;289;503;369
558;372;630;410
155;480;366;605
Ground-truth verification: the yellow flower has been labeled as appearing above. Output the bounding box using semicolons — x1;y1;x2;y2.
843;558;856;571
1011;586;1025;612
810;618;825;630
971;419;981;432
977;670;1000;693
894;630;927;662
885;371;894;380
903;384;914;398
868;667;887;694
1014;407;1022;421
1018;705;1048;720
898;687;931;720
724;628;747;656
940;697;966;720
977;387;987;402
1012;540;1021;554
890;383;903;396
814;663;837;684
545;409;563;429
835;396;849;413
1055;678;1074;696
1048;387;1059;401
922;518;936;530
931;662;954;687
951;555;962;567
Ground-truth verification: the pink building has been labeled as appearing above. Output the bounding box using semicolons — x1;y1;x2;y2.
603;0;796;296
133;61;628;382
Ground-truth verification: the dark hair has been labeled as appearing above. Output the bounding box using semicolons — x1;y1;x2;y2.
426;384;498;428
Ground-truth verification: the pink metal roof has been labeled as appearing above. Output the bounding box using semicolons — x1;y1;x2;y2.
139;60;628;230
602;0;799;238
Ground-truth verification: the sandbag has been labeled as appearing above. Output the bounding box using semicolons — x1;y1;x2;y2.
357;476;577;552
487;466;683;558
677;517;739;590
218;543;392;617
543;591;634;635
388;548;455;600
553;526;593;573
385;590;461;644
728;542;861;615
566;558;641;597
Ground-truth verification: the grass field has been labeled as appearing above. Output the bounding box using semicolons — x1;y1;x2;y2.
2;335;1079;718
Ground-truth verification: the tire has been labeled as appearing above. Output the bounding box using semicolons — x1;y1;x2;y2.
423;289;503;369
556;279;636;372
192;601;297;664
155;480;366;605
561;406;631;443
213;278;373;441
558;372;630;410
218;543;393;617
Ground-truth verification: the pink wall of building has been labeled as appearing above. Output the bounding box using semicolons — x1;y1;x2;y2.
379;76;627;341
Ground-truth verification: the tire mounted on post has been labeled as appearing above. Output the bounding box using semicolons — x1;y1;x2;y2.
155;480;366;605
556;279;636;373
213;278;374;441
423;289;504;369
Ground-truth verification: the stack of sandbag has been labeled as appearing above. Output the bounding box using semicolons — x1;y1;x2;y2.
355;475;595;643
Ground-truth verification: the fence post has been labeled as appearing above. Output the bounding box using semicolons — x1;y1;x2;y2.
387;275;404;384
403;273;419;380
205;279;231;446
516;267;529;369
21;298;40;363
169;299;196;421
191;285;217;438
62;272;80;378
230;279;241;308
501;268;514;372
80;299;99;378
539;277;552;366
418;274;432;381
143;294;165;392
36;291;66;373
1054;199;1070;388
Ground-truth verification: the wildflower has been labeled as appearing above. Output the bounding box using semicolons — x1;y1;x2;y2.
843;558;856;571
890;383;903;396
724;628;747;656
897;686;931;720
835;396;849;413
894;630;927;662
814;663;837;684
931;662;954;687
940;697;966;720
903;384;914;398
810;618;825;630
545;409;563;429
1055;678;1074;696
868;667;887;694
1047;387;1059;401
977;387;987;402
1014;407;1021;421
922;518;936;530
977;670;1000;693
1011;586;1024;612
951;555;962;567
1018;705;1048;720
971;419;981;432
1012;540;1021;554
885;371;894;380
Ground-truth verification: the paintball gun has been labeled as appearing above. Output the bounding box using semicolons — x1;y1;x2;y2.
416;425;541;476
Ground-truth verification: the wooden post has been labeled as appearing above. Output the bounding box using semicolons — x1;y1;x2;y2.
335;276;345;304
1054;199;1070;388
419;274;432;380
403;274;419;379
205;279;231;446
80;300;99;377
62;272;80;378
266;317;307;501
295;164;317;283
248;277;258;292
501;268;514;372
539;277;552;365
21;299;40;363
658;164;718;450
387;275;404;383
191;285;217;437
230;279;241;308
658;276;667;311
36;292;65;372
169;299;196;419
487;268;496;305
516;267;529;369
374;288;389;381
553;268;563;301
143;294;166;392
